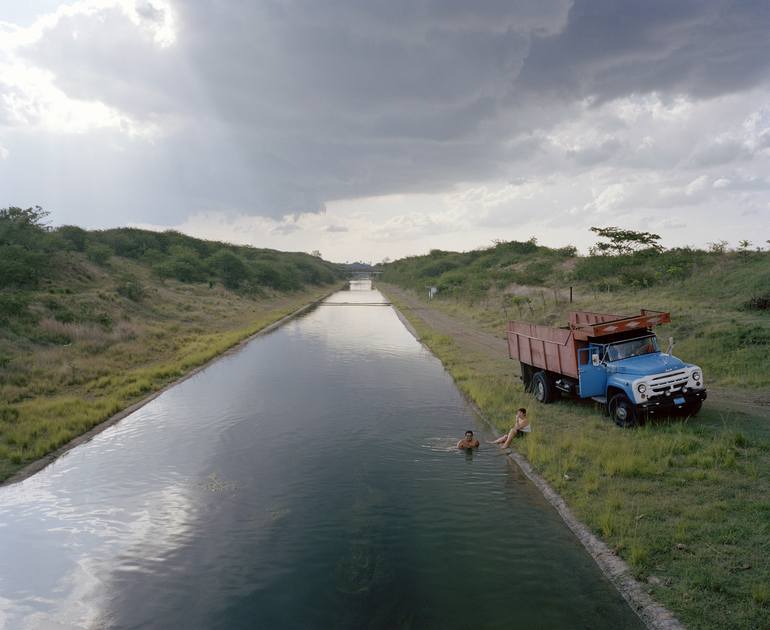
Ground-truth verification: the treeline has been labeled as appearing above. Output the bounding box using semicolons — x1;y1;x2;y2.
0;206;341;293
381;234;770;307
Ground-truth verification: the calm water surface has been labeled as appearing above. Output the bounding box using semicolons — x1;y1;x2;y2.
0;282;643;629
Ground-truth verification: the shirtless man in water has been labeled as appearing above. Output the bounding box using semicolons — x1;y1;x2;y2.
457;430;480;449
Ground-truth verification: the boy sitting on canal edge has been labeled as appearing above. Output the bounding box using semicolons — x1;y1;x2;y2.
490;408;531;448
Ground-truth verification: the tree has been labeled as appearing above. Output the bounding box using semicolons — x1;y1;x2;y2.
57;225;88;252
0;206;53;287
310;249;322;258
208;249;248;289
707;240;728;254
589;226;663;256
737;239;752;258
86;243;114;266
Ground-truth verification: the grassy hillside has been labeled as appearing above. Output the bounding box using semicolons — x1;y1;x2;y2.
0;206;344;481
383;239;770;389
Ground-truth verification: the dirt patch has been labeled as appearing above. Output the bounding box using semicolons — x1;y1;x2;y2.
383;284;508;358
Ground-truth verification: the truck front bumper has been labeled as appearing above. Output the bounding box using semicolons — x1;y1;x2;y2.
637;390;707;415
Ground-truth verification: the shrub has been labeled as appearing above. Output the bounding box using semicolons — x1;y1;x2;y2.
0;207;55;288
744;294;770;311
57;225;88;252
251;261;300;291
86;243;114;266
154;246;207;282
208;250;248;289
0;293;29;322
523;260;554;284
0;245;49;288
418;258;461;278
116;274;146;301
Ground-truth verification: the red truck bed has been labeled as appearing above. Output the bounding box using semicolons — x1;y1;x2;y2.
507;310;670;378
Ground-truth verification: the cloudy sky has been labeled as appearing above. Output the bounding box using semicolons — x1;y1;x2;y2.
1;0;769;261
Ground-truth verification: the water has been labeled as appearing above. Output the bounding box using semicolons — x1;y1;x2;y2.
0;282;643;629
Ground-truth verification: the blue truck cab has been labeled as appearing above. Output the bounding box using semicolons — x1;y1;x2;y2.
576;334;706;426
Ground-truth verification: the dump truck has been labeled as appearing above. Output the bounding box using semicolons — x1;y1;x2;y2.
507;310;707;427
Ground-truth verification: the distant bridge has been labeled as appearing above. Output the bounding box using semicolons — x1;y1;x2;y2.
348;270;382;279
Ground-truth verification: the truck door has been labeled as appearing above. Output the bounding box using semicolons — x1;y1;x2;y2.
578;346;607;398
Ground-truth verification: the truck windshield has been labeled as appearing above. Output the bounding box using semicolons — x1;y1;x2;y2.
605;336;659;361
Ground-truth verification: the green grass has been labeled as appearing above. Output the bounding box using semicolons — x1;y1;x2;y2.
384;287;770;630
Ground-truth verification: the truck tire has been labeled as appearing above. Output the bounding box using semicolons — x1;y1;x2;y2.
520;362;534;393
609;393;637;428
533;371;555;404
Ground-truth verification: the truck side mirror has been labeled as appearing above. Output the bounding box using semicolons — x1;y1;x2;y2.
592;353;600;366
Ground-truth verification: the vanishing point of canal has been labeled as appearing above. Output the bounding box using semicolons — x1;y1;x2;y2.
0;282;644;629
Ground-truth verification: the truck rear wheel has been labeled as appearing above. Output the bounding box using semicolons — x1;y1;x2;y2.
533;372;555;404
609;393;637;428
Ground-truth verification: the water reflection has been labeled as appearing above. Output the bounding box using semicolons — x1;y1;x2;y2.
0;284;643;629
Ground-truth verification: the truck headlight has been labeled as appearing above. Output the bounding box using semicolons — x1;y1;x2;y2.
692;371;701;382
637;383;647;394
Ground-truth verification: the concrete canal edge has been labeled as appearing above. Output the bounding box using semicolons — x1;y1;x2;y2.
386;295;685;630
1;285;343;488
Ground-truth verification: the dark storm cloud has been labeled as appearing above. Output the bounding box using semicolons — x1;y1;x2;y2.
518;0;770;102
6;0;770;225
17;0;572;220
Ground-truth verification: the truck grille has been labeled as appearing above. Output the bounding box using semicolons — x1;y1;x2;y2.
649;370;689;397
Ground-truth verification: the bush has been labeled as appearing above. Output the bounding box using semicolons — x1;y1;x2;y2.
57;225;88;252
86;243;114;266
744;294;770;311
0;293;30;322
251;261;300;291
154;246;207;282
0;206;54;287
523;260;554;284
208;250;248;289
116;274;146;301
0;245;49;288
418;258;461;278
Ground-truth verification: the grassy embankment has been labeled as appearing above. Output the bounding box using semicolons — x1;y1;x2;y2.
382;240;769;630
0;207;343;482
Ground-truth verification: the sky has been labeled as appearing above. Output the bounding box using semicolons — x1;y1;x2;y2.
0;1;769;262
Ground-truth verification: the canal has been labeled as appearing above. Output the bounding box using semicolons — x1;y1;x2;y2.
0;282;643;629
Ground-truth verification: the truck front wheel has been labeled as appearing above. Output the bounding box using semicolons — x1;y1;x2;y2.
533;372;555;404
609;393;637;428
